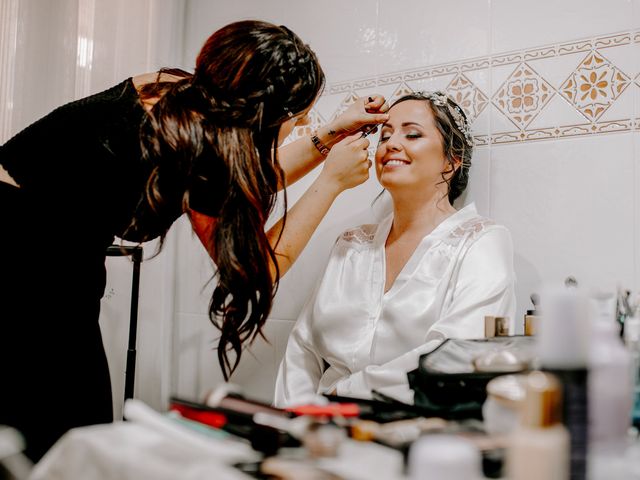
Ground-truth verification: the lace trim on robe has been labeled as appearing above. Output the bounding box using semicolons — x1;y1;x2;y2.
338;215;497;248
340;224;377;245
446;216;497;243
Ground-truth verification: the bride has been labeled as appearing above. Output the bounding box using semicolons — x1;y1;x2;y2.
274;92;517;406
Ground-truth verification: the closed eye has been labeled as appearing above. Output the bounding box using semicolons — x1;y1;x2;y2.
379;132;422;143
379;129;392;143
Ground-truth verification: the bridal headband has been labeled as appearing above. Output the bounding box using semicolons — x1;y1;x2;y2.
419;91;474;146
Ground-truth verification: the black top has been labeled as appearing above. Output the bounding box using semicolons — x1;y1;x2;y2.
0;77;228;297
0;79;180;303
1;78;157;241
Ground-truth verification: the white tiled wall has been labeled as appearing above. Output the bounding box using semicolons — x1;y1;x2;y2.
490;0;635;54
173;0;640;404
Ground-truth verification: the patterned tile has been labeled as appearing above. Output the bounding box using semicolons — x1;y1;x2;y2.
291;108;325;140
559;51;631;121
330;91;361;122
387;82;416;106
445;73;489;123
493;63;554;129
405;74;457;97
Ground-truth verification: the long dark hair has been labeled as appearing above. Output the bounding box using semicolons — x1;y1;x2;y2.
129;21;325;379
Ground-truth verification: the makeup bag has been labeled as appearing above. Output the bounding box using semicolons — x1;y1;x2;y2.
407;336;536;420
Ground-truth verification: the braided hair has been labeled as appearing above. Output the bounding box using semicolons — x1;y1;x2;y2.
128;21;325;379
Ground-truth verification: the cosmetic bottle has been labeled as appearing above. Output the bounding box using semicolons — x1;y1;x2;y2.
505;371;569;480
407;434;483;480
587;291;633;453
623;311;640;428
482;374;527;436
538;286;589;480
617;288;632;335
524;293;540;336
484;316;510;337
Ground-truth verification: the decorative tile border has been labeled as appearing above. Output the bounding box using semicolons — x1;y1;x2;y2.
295;29;640;146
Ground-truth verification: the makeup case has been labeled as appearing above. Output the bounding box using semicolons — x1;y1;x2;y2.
407;336;536;420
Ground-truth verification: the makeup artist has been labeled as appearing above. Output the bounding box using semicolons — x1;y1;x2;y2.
0;20;388;462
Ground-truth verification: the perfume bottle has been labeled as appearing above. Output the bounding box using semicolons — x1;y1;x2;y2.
524;293;540;336
506;371;570;480
624;311;640;429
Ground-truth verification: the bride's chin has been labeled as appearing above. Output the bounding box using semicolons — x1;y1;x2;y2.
379;179;401;192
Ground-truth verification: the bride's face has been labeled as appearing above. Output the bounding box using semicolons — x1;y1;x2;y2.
374;100;452;195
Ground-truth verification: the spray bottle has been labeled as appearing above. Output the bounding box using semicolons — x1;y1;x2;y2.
587;290;633;454
538;285;589;480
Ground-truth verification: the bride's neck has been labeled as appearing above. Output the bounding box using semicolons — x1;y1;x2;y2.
390;195;456;238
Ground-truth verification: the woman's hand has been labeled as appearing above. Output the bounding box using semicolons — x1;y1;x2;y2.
326;95;389;138
318;133;371;194
276;96;386;188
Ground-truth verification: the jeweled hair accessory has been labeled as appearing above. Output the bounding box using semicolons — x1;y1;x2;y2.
420;91;474;147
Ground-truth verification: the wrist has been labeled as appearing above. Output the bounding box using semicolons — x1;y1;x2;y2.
314;170;344;198
310;130;331;156
316;124;343;146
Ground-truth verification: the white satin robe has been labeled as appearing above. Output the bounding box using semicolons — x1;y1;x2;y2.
274;203;517;406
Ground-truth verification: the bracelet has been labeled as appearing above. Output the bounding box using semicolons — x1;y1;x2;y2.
310;131;330;156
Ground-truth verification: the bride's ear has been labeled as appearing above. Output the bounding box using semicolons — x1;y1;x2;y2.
445;156;462;177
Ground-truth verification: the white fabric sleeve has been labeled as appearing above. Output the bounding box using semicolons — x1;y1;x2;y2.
334;336;445;403
334;227;517;403
430;225;517;338
273;285;326;408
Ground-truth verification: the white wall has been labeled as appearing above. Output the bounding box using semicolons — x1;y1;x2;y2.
173;0;640;404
